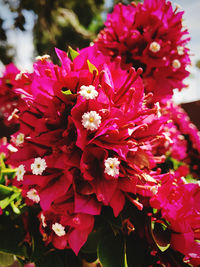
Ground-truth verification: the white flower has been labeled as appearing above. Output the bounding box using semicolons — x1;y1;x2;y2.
31;157;47;175
79;85;98;100
16;165;25;181
52;222;66;237
35;54;50;61
177;46;184;56
149;41;161;53
40;213;47;228
104;157;120;178
172;59;181;69
82;111;101;131
27;188;40;203
15;133;25;146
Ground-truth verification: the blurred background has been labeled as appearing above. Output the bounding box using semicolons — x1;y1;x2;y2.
0;0;200;103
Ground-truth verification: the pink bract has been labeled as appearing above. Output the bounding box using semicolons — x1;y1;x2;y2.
95;0;190;103
7;46;167;254
150;170;200;266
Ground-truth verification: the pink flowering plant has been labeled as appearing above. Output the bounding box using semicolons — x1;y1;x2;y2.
0;1;200;267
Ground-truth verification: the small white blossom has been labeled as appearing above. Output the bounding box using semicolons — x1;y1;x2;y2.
16;164;25;181
15;133;25;146
31;157;47;175
149;42;161;53
52;222;66;237
104;157;120;178
35;54;50;61
79;85;98;100
172;59;181;69
27;188;40;203
82;111;101;131
177;46;184;55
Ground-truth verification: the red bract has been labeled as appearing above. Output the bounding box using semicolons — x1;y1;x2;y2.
38;194;94;255
150;171;200;266
95;0;190;103
7;47;166;253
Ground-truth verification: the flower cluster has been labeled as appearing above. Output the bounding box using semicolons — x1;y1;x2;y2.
95;0;191;103
6;47;168;254
150;169;200;265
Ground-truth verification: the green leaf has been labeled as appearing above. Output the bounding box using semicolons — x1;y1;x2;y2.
68;46;79;61
97;232;126;267
0;153;6;169
151;221;171;252
0;252;15;267
1;168;17;178
87;60;98;75
0;190;21;209
0;184;14;200
62;89;72;95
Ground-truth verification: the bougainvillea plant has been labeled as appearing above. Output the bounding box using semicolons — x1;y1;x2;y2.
0;0;199;267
